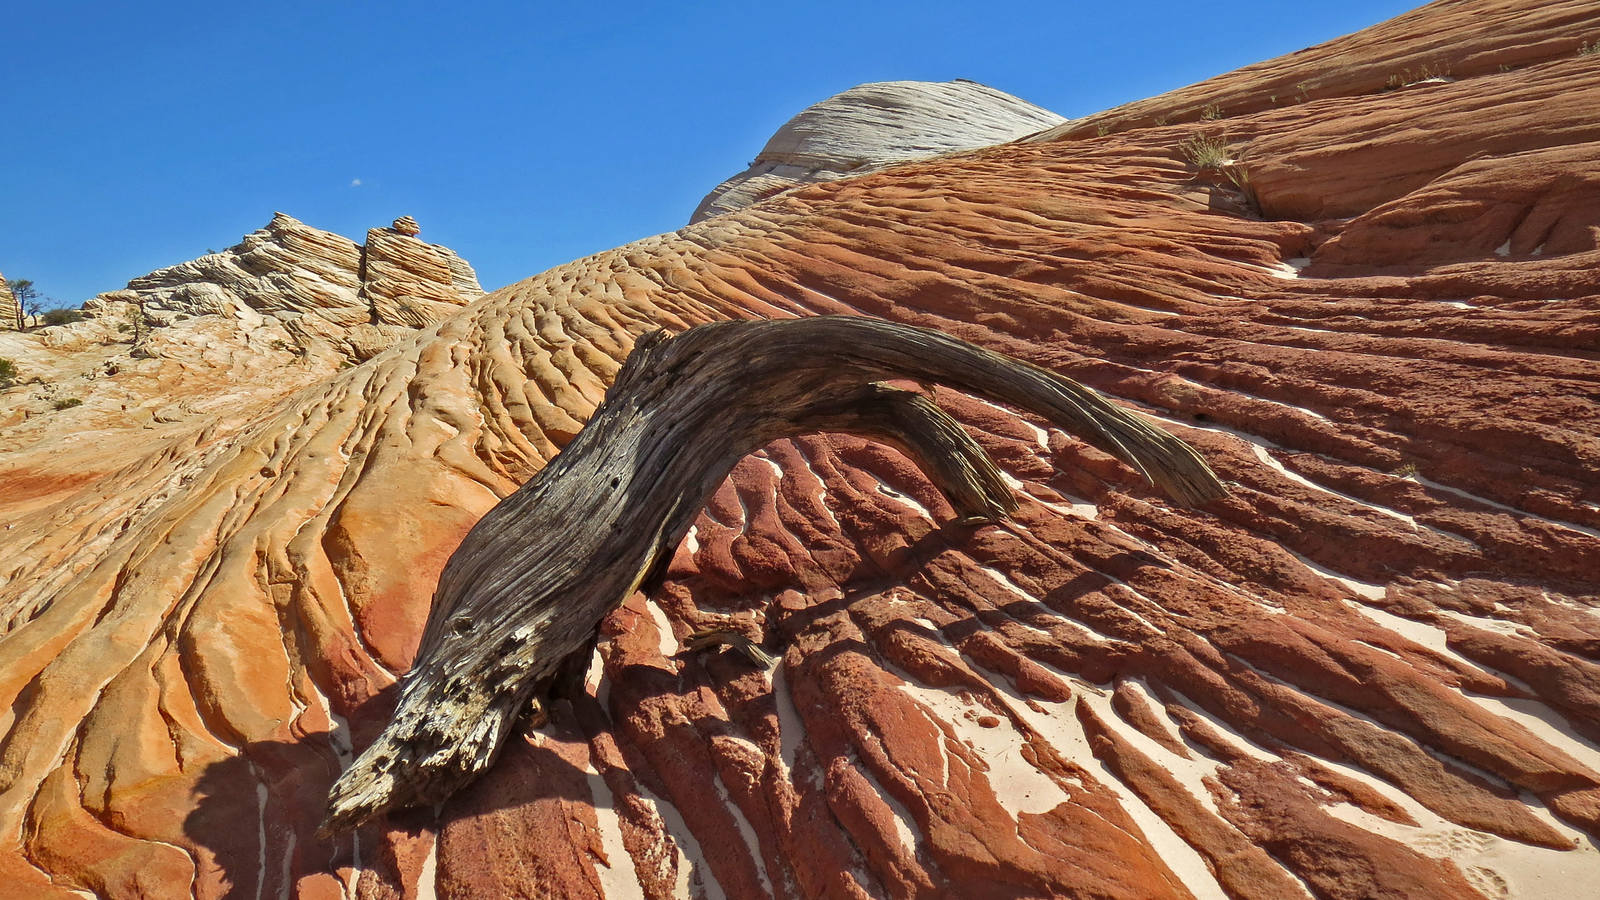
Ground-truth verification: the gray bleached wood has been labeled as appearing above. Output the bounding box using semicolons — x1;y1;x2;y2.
319;315;1226;834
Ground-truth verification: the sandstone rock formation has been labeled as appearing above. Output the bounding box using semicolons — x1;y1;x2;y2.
2;1;1600;897
0;274;19;331
361;223;486;329
0;214;484;468
691;79;1065;222
82;211;484;329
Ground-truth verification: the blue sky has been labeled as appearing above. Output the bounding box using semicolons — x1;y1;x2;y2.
3;0;1417;306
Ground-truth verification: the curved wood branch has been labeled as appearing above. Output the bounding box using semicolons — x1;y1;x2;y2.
319;315;1226;834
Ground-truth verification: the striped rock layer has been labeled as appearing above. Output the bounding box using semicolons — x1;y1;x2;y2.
85;212;483;328
0;276;18;332
691;79;1065;223
1;0;1599;897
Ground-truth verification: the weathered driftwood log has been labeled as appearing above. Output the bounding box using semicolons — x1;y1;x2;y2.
319;315;1226;834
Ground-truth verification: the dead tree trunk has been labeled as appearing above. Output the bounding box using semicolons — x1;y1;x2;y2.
320;315;1226;833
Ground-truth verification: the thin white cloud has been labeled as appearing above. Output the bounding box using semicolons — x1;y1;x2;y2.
350;178;363;187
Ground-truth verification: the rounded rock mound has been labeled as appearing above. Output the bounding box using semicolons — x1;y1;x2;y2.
690;78;1065;222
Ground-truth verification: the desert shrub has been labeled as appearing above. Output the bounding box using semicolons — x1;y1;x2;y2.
1179;135;1257;214
0;358;16;389
1180;134;1233;169
1199;103;1223;120
53;398;82;410
1581;40;1599;56
41;308;84;326
1385;62;1450;90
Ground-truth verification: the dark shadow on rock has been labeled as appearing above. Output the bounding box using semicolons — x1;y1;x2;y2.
180;681;449;899
180;514;1119;896
182;735;349;900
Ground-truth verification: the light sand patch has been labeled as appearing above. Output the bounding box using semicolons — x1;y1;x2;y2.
1322;775;1600;899
635;779;724;900
1101;580;1167;635
1077;689;1265;900
584;641;612;720
971;398;1052;451
707;738;774;898
414;835;439;900
1288;548;1387;601
899;680;1072;812
771;665;806;778
955;670;1231;899
887;631;1232;897
753;453;783;480
856;749;922;854
867;472;935;520
647;601;681;659
1264;258;1310;279
584;759;643;900
1163;690;1282;764
792;455;843;531
999;470;1099;520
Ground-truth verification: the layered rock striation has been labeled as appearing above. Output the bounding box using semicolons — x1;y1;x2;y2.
3;1;1600;898
691;79;1065;222
0;214;485;473
0;274;18;331
84;212;483;329
361;222;487;329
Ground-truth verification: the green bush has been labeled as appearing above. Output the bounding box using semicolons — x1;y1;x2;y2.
41;308;84;327
0;358;16;389
53;398;82;410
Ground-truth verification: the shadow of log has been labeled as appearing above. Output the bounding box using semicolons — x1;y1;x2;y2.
181;736;349;899
180;718;602;898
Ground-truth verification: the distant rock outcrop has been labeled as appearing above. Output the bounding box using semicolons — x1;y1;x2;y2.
0;213;485;445
0;274;18;331
691;79;1065;221
82;212;483;329
89;212;368;324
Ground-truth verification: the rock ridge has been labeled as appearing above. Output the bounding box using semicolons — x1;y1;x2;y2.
85;211;484;329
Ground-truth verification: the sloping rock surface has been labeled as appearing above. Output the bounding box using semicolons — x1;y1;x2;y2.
691;79;1065;222
3;1;1600;898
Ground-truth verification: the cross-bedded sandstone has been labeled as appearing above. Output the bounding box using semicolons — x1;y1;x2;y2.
1;1;1599;897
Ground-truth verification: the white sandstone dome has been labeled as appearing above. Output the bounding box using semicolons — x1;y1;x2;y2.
691;79;1065;222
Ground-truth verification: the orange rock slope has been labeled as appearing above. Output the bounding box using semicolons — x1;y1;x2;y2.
3;0;1600;897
